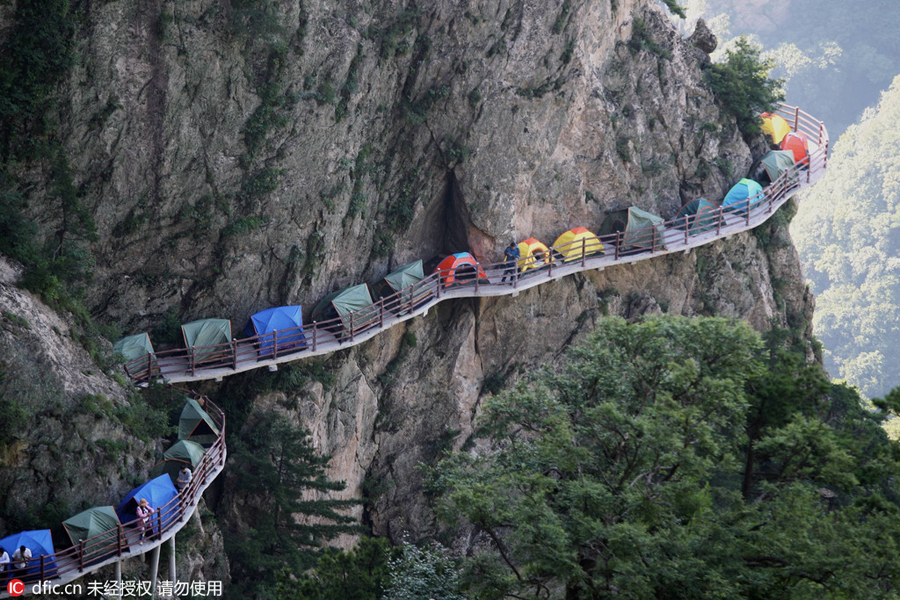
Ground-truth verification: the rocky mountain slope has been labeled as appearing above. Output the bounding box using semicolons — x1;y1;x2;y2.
0;0;816;581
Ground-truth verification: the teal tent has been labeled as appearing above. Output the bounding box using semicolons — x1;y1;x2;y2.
113;333;155;362
600;207;667;251
311;284;378;336
63;506;121;562
675;198;719;235
149;439;206;485
181;318;231;362
722;178;764;215
178;398;220;447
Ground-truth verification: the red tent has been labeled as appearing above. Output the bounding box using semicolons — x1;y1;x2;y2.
780;131;809;165
434;253;489;287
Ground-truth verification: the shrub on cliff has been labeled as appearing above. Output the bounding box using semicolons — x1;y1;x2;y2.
704;36;785;136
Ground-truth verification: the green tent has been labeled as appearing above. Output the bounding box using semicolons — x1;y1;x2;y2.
63;506;121;560
675;198;719;235
149;439;206;484
178;398;220;447
371;260;432;312
181;318;232;362
760;150;797;184
600;206;667;251
113;333;155;362
311;284;378;336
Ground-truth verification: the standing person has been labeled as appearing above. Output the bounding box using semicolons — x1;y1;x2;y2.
500;241;521;283
12;545;30;577
136;499;154;543
0;546;9;581
176;466;193;492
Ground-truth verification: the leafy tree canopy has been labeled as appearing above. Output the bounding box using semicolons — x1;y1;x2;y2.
430;316;900;598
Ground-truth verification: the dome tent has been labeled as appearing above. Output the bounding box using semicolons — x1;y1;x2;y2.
674;198;718;235
179;397;220;447
552;227;604;262
722;178;764;216
116;474;179;534
0;529;58;578
113;333;154;362
780;131;810;165
760;112;791;145
371;260;432;312
149;439;206;485
517;237;551;272
181;318;232;363
62;506;121;564
311;283;378;337
599;207;667;251
434;253;489;287
243;306;306;357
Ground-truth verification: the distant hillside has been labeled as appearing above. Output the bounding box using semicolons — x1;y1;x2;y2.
791;75;900;398
673;0;900;139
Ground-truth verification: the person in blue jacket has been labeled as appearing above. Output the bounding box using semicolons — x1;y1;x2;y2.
500;241;520;283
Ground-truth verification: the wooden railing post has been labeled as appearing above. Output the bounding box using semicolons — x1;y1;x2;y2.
684;214;689;244
79;539;85;572
349;311;355;342
581;237;587;266
379;298;384;328
190;348;196;377
615;231;621;260
273;330;278;360
793;106;800;131
745;199;751;226
651;225;656;252
311;322;317;352
232;339;238;370
117;523;123;557
475;268;480;293
717;208;722;236
40;554;45;581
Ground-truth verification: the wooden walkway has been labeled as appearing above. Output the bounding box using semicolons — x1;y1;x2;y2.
126;103;828;385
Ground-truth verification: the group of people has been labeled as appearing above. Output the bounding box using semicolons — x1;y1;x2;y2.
0;545;32;581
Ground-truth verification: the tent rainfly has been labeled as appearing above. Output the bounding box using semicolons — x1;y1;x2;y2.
150;439;206;485
179;398;221;447
434;253;489;287
722;179;764;215
599;207;667;251
0;529;58;578
760;150;798;185
181;318;232;363
760;112;792;145
244;306;306;357
63;506;121;563
517;238;551;272
552;227;604;262
780;131;810;165
116;474;179;534
113;333;155;362
675;199;719;235
311;283;378;337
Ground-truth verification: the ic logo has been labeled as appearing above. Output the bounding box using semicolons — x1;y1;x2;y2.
7;579;24;597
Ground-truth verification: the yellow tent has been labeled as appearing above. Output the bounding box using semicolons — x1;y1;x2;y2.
552;227;604;263
517;237;550;272
760;112;791;145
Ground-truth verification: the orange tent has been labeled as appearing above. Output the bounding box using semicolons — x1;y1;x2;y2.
517;238;550;272
552;227;604;262
434;253;489;287
760;112;791;145
780;131;809;165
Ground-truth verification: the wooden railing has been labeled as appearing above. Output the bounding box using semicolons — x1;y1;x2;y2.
0;392;227;595
124;103;828;385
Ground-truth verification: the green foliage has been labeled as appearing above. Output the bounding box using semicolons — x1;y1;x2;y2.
222;215;266;237
228;0;285;39
792;76;900;398
225;411;361;596
371;8;420;60
402;85;449;125
430;316;900;597
551;0;571;35
272;537;397;600
703;36;785;136
467;87;482;108
384;543;465;600
627;17;672;60
661;0;686;19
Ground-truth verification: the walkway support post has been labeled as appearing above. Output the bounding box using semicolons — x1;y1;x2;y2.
149;544;161;599
115;560;122;600
169;536;176;585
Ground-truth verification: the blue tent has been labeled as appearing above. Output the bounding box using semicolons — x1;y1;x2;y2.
116;474;179;534
722;178;763;216
243;306;307;357
0;530;57;578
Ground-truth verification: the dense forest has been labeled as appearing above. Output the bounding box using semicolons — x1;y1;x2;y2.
792;77;900;400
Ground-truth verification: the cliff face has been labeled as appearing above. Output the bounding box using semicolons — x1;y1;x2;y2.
1;0;813;568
